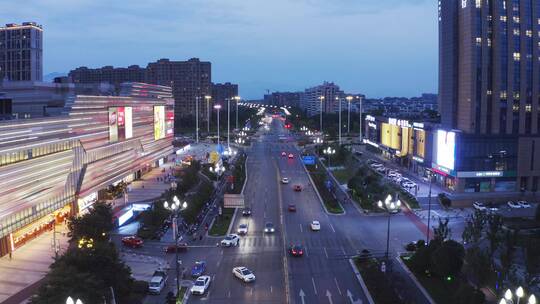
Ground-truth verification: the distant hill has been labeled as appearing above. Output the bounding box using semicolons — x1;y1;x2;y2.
43;72;67;82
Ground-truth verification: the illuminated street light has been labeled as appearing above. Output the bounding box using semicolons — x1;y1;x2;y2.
323;146;336;167
205;95;212;133
164;199;187;295
377;194;401;261
346;96;353;134
318;95;325;133
66;297;83;304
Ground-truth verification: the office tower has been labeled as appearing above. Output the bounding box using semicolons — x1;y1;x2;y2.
212;82;239;105
0;22;43;82
438;0;540;193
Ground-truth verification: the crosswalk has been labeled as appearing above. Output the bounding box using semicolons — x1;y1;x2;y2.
234;235;350;252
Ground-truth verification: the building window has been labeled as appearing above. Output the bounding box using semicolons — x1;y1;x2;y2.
513;52;521;61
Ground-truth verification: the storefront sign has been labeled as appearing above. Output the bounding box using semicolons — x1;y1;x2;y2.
366;115;376;122
364;139;379;148
388;118;410;128
368;122;377;129
118;208;134;226
412;156;424;163
78;192;97;212
432;163;454;176
456;171;514;178
413;122;424;129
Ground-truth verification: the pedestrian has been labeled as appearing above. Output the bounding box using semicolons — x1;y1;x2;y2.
199;235;203;241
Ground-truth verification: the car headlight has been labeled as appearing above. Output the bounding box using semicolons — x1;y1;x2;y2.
271;228;275;232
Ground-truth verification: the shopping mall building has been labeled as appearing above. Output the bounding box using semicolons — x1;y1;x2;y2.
0;83;174;257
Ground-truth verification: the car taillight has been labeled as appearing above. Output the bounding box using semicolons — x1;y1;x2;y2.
299;250;303;254
292;250;296;254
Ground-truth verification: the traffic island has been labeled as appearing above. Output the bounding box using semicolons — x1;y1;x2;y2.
208;208;235;236
352;257;403;304
305;163;344;214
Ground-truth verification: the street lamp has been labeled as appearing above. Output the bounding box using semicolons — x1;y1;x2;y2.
336;96;342;146
195;95;200;143
164;198;188;296
357;96;363;143
426;168;434;243
209;163;225;181
318;95;325;134
205;95;212;133
346;96;353;134
500;287;536;304
323;146;336;168
235;137;245;145
214;104;221;148
234;96;241;130
377;194;401;260
66;297;83;304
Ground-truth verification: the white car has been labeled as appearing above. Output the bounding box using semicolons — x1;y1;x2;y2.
370;162;383;168
388;171;400;178
281;177;290;184
148;276;166;294
310;220;321;231
517;201;531;208
233;266;256;282
190;276;211;295
237;224;248;235
221;234;240;247
402;181;417;188
375;167;386;173
507;201;521;209
473;201;487;211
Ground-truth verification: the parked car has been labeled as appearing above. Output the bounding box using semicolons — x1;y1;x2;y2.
164;242;188;253
281;177;290;184
293;185;302;192
232;266;256;282
122;236;144;248
375;167;386;173
473;202;487;211
237;224;248;235
221;234;240;247
517;201;531;208
148;275;166;294
288;153;294;159
288;204;297;212
289;244;304;257
310;220;321;231
388;171;400;178
190;276;211;295
486;203;499;213
370;162;383;168
402;181;417;188
264;222;275;233
191;261;207;277
242;208;252;216
507;201;522;209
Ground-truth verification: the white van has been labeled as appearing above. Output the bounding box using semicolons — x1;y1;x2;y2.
148;276;166;294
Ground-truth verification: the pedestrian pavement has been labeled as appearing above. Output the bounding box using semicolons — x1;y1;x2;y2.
0;156;179;304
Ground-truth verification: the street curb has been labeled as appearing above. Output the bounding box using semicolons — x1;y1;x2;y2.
181;287;190;303
241;156;249;194
348;259;375;304
395;255;436;304
225;208;238;235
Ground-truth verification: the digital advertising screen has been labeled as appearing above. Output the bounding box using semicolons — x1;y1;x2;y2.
154;106;166;140
436;130;456;170
109;107;118;142
117;107;125;140
166;110;174;137
125;107;133;139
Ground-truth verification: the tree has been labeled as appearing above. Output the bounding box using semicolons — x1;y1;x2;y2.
68;202;114;242
433;217;451;242
500;230;518;282
462;211;486;244
536;204;540;221
465;246;493;286
454;284;486;304
486;215;503;258
431;240;465;278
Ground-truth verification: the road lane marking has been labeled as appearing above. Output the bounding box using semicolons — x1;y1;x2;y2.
250;287;253;295
275;160;291;304
324;247;329;258
341;246;346;256
329;223;336;233
334;277;342;295
304;246;309;257
228;291;231;298
300;224;303;233
270;285;273;293
312;277;318;295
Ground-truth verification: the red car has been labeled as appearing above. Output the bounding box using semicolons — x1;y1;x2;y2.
293;185;302;192
288;153;294;159
164;242;188;253
289;245;304;257
281;151;287;157
288;204;297;212
121;236;143;248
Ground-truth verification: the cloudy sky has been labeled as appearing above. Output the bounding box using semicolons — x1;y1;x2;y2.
0;0;438;99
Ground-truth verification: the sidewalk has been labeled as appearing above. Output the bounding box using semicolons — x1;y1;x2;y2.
0;157;178;304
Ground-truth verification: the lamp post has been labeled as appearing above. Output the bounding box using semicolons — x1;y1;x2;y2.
209;163;225;181
426;168;434;243
164;198;188;297
313;137;323;156
346;96;353;134
336;96;342;145
205;95;212;134
227;98;231;151
377;194;401;260
234;96;241;131
358;96;363;143
66;297;83;304
318;95;325;134
195;95;200;143
323;146;336;168
214;104;221;148
499;287;536;304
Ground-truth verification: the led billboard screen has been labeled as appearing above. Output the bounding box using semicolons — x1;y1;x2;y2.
154;106;166;140
436;130;456;170
125;107;133;139
109;107;118;142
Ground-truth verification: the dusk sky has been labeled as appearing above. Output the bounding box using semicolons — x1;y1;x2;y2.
0;0;438;99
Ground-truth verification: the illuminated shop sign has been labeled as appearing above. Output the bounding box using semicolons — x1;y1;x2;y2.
436;130;456;171
118;208;134;226
109;107;132;142
154;106;166;140
412;156;424;163
388;118;410;128
364;139;379;148
413;122;424;129
432;164;452;175
78;192;97;212
109;107;118;142
366;115;376;122
125;107;133;139
456;171;515;178
166;110;174;136
368;122;377;129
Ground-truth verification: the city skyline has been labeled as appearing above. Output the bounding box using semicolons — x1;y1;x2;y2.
0;0;438;99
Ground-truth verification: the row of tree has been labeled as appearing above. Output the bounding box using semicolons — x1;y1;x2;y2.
31;203;144;304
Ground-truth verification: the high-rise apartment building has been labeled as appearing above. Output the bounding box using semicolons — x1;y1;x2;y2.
263;91;301;107
211;82;238;105
69;65;146;90
300;82;344;116
438;0;540;193
0;22;43;82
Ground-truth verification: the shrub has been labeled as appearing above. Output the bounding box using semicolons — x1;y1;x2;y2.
405;242;417;252
454;284;485;304
430;240;465;278
438;193;451;208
